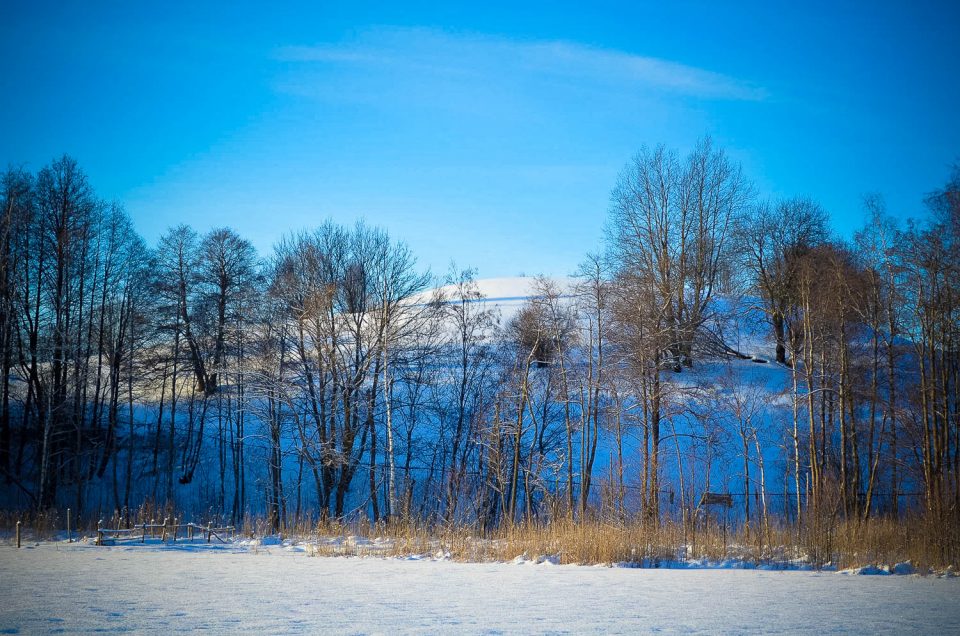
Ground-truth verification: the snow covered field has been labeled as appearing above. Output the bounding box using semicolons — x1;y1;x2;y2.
1;543;958;634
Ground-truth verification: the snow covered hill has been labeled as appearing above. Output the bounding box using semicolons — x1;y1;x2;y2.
415;275;575;322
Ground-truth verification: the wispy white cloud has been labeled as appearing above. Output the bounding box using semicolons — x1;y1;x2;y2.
275;27;766;102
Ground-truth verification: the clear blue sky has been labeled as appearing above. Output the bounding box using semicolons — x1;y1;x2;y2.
3;1;958;278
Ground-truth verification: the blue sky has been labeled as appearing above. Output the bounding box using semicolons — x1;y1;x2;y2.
2;1;958;278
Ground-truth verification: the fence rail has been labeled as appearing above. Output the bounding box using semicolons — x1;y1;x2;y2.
95;518;235;546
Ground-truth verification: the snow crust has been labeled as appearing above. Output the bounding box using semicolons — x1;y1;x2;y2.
2;543;958;634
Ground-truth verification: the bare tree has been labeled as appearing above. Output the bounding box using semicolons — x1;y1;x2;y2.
737;198;829;365
608;138;749;523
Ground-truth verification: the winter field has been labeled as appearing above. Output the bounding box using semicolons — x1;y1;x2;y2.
1;541;959;634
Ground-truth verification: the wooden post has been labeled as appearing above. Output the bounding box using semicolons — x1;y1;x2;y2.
172;518;178;543
188;523;194;541
161;517;168;542
96;520;103;546
206;523;212;543
16;520;21;549
142;523;147;543
67;508;72;543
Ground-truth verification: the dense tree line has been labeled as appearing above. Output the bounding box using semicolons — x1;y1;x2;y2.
0;148;957;534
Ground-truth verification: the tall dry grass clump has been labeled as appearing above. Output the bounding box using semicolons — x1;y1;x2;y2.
0;508;61;541
826;512;959;571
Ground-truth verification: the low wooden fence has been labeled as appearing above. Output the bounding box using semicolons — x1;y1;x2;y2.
95;517;235;546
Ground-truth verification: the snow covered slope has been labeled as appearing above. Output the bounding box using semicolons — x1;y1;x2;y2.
418;275;575;324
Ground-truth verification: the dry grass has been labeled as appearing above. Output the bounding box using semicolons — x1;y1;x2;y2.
809;513;960;572
279;512;959;570
0;509;61;541
301;513;959;570
3;508;956;570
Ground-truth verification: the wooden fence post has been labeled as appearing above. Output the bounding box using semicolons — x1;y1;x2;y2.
142;522;147;543
16;520;20;549
96;520;103;546
172;518;178;543
206;523;212;543
67;508;72;543
161;517;168;542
